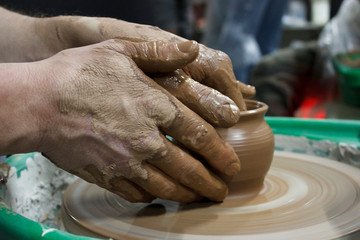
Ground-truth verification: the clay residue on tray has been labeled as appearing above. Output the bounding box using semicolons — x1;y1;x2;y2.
0;162;10;185
336;51;360;68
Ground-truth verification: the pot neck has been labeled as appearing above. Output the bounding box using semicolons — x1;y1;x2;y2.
239;100;268;121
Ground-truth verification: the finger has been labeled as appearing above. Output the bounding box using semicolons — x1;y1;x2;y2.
107;176;155;203
183;45;256;110
221;81;256;108
116;39;199;73
111;66;239;186
153;69;240;128
71;167;155;203
205;65;248;111
161;100;241;177
130;163;201;203
148;135;228;202
238;81;256;99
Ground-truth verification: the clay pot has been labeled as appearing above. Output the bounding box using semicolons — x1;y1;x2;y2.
216;100;274;195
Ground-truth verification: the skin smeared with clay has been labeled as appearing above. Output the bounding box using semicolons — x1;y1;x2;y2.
0;8;247;202
0;7;255;110
34;16;256;112
152;69;240;127
36;40;240;203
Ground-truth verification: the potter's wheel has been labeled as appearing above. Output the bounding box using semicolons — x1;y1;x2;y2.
61;151;360;239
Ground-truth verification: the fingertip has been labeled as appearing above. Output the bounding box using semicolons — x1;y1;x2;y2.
219;142;241;177
238;82;256;99
177;40;199;55
224;162;241;177
204;175;229;202
212;186;228;202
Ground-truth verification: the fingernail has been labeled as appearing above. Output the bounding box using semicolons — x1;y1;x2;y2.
224;162;241;176
177;40;198;53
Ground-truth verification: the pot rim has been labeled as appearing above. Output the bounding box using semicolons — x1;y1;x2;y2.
240;99;268;117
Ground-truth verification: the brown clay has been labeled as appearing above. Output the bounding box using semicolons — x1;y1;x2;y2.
153;69;241;127
216;99;274;195
62;151;360;239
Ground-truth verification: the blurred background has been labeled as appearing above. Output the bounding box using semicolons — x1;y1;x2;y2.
1;0;359;119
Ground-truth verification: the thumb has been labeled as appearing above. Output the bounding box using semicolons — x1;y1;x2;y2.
124;40;199;73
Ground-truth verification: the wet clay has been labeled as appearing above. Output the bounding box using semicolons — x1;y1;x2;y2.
153;69;240;127
123;40;199;73
216;100;274;194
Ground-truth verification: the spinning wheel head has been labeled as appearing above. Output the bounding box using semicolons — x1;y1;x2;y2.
62;151;360;240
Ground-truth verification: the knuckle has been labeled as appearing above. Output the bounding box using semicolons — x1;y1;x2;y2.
149;41;165;58
151;144;169;161
181;121;211;150
103;38;117;45
180;163;204;185
139;93;178;127
98;39;129;56
219;51;231;61
130;129;167;156
211;48;231;63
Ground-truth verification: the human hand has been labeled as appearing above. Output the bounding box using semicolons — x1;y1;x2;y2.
36;39;240;203
35;16;255;113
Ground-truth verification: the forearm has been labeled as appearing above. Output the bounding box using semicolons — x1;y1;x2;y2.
96;17;184;42
0;7;186;63
0;7;52;62
0;62;49;154
35;15;186;52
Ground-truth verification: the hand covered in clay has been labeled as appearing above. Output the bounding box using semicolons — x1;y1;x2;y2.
37;39;240;203
35;16;255;118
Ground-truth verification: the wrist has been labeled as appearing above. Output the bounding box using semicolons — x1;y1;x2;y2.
0;61;56;154
35;15;188;56
0;7;53;62
35;15;104;54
